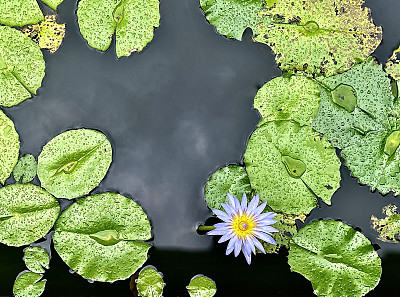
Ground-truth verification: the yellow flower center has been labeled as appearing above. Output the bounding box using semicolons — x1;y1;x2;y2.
231;214;256;239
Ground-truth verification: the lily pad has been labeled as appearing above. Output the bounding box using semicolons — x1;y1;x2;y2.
136;266;164;297
288;220;382;297
371;204;400;243
255;0;382;76
0;26;46;107
37;129;113;199
264;209;306;254
13;154;37;184
53;193;152;282
24;246;50;274
244;121;341;215
187;275;216;297
13;272;46;297
41;0;64;10
385;45;400;80
254;75;320;126
22;15;66;54
0;184;60;247
204;165;252;211
200;0;263;40
312;58;393;149
77;0;160;58
0;109;19;184
0;0;43;27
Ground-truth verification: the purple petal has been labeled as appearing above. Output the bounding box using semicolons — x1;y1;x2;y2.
254;231;277;245
253;202;268;216
234;238;242;257
256;219;278;226
250;236;266;254
218;231;234;243
226;236;238;255
256;212;277;221
240;193;248;211
246;237;256;255
243;241;252;265
207;229;228;236
214;222;230;229
221;203;235;217
227;193;236;207
257;226;279;234
233;196;241;213
212;209;231;222
247;195;259;214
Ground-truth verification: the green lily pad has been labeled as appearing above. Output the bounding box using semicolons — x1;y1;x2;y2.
37;129;112;199
23;246;50;274
187;275;216;297
385;46;400;80
13;272;46;297
254;75;320;126
264;209;306;254
371;204;400;243
0;0;43;27
312;58;393;149
0;184;60;247
288;220;382;297
244;121;341;215
0;109;19;184
53;193;152;282
255;0;382;76
136;266;164;297
77;0;160;58
204;165;252;211
0;26;46;107
200;0;262;40
13;154;37;184
41;0;64;10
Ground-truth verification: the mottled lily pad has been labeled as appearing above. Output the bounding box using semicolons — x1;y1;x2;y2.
244;121;341;215
0;110;19;184
13;272;46;297
187;275;216;297
385;45;400;80
371;204;400;243
77;0;160;58
24;246;50;274
0;184;60;247
288;220;382;297
53;193;152;282
37;129;112;199
13;154;37;184
22;15;66;53
200;0;263;40
254;75;320;126
0;0;43;27
204;165;252;211
136;266;164;297
0;26;45;107
312;58;393;149
255;0;382;76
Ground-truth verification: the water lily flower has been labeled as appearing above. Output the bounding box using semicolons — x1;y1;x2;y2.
207;193;278;264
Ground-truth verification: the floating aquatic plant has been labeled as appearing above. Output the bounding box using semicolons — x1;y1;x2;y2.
0;109;19;184
371;204;400;243
23;246;50;274
13;154;37;184
13;271;46;297
187;275;216;297
385;45;400;80
205;193;278;264
135;266;165;297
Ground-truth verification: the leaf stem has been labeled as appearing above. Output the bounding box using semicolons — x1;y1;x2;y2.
197;225;216;232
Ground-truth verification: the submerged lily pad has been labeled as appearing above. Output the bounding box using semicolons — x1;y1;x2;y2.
13;272;46;297
371;204;400;243
37;129;112;199
385;46;400;80
24;246;50;274
0;26;45;107
254;75;320;126
0;184;60;247
288;220;381;297
312;58;393;149
136;266;164;297
204;165;252;211
77;0;160;58
187;275;216;297
200;0;262;40
255;0;382;76
13;154;37;184
0;0;43;27
53;193;152;282
244;121;341;215
0;110;19;184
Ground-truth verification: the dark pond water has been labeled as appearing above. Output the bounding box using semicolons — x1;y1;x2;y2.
1;0;400;296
